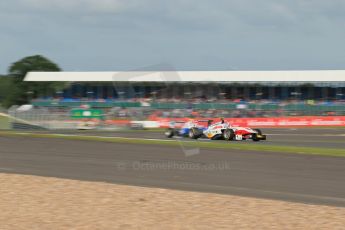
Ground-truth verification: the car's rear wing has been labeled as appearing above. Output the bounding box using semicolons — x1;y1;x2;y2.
168;120;186;128
169;121;186;124
197;119;213;123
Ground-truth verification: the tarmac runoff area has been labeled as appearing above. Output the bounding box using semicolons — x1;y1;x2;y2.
0;128;345;207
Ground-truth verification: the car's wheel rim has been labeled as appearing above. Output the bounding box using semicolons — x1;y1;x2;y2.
189;130;194;137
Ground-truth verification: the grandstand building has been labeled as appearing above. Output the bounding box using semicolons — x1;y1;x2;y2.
25;70;345;101
1;70;340;130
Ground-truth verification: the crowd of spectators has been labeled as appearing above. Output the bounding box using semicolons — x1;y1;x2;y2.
103;107;344;120
33;96;345;105
30;96;345;119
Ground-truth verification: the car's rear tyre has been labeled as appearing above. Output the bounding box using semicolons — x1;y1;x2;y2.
223;129;235;141
189;127;199;139
165;128;174;138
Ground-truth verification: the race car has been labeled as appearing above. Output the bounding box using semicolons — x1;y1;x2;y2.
76;119;98;130
199;118;266;141
164;120;207;138
165;118;266;141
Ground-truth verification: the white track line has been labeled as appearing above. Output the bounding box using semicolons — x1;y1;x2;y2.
0;167;14;171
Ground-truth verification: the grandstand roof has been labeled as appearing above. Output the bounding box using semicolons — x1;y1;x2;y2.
24;70;345;83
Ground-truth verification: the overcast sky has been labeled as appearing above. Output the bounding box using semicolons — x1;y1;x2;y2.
1;0;345;74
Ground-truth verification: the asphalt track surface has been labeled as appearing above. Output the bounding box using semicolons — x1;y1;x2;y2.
0;128;345;207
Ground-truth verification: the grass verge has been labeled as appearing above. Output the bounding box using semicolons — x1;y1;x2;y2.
0;131;344;157
0;114;10;129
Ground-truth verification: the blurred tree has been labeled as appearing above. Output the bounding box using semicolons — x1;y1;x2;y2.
0;76;11;108
3;55;64;107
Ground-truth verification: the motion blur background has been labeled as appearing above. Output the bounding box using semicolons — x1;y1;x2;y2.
1;60;345;130
1;0;345;130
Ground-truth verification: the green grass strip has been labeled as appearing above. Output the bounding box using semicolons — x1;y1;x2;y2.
0;114;10;130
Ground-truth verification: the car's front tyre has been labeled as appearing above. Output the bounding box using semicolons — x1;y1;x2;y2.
165;128;175;138
189;127;200;139
252;129;263;141
254;129;262;135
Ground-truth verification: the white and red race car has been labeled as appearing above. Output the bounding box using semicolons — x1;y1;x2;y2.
187;119;267;141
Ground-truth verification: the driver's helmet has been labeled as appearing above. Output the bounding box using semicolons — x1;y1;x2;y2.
188;118;195;124
186;119;196;127
220;117;225;124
